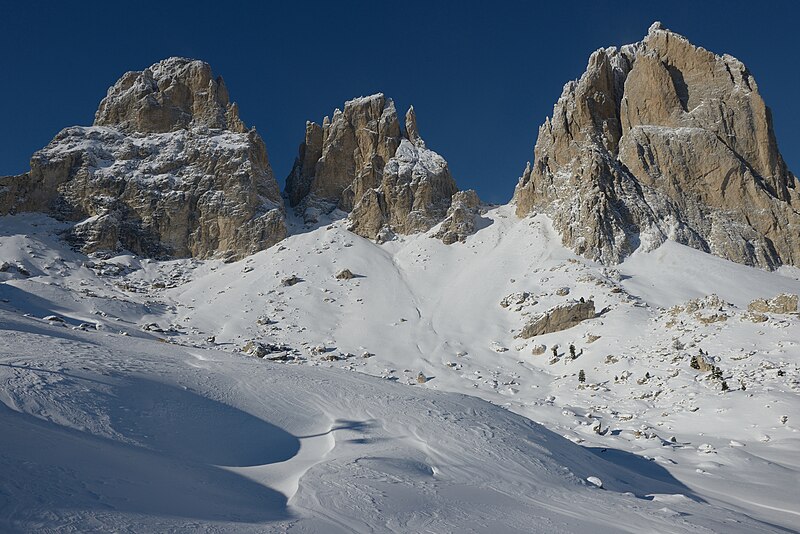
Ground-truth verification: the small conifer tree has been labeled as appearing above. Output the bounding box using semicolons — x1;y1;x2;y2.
578;369;586;383
569;344;576;360
721;380;729;391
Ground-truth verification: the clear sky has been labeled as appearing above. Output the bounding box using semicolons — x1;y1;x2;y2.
1;0;798;204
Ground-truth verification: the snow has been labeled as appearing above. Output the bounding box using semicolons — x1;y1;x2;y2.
344;93;386;108
1;206;799;531
619;239;800;308
37;126;252;188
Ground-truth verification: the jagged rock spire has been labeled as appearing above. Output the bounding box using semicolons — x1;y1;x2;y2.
405;105;424;147
286;94;466;242
513;22;799;269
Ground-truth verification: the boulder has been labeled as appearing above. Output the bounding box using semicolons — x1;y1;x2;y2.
335;268;355;280
281;275;302;287
517;299;596;338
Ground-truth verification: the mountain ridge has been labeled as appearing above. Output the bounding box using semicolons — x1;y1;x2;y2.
1;22;797;270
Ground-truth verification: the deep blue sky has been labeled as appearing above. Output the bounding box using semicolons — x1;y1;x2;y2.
1;1;798;203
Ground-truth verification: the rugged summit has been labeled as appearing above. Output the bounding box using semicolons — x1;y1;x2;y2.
94;57;247;134
0;58;285;260
514;22;800;269
285;94;462;241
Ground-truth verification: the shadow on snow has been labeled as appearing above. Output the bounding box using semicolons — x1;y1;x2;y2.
0;375;301;525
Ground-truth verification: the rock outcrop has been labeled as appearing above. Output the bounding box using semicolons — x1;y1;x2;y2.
335;268;355;280
517;299;596;338
0;58;285;260
748;294;798;314
513;22;800;269
285;95;462;241
434;189;482;244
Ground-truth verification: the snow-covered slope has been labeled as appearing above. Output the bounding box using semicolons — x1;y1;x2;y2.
0;311;783;533
1;207;799;531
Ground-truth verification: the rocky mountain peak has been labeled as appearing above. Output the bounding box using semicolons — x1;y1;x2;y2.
513;22;799;269
94;57;246;134
286;94;468;242
285;93;401;213
1;57;285;260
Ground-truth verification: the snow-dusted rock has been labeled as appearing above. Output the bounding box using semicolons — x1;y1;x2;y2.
0;58;285;260
285;93;402;214
285;94;459;238
434;189;482;244
281;275;303;287
518;299;596;338
586;476;603;488
335;268;355;280
513;21;800;270
94;57;246;134
500;291;531;308
349;136;458;238
748;293;798;314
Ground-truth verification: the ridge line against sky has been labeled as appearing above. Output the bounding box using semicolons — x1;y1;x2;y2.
1;0;798;204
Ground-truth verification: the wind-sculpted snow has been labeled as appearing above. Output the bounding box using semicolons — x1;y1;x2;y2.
0;311;781;533
1;206;799;531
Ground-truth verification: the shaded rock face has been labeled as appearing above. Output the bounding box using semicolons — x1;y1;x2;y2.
286;95;461;240
0;58;285;260
517;300;596;338
514;22;800;270
285;94;401;213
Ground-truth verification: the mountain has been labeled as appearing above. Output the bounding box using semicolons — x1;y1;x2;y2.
1;22;800;533
514;22;799;270
286;94;468;242
0;58;286;261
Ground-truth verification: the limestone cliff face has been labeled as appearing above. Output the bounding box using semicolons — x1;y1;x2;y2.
286;95;462;241
0;58;285;260
513;22;800;269
94;57;247;134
